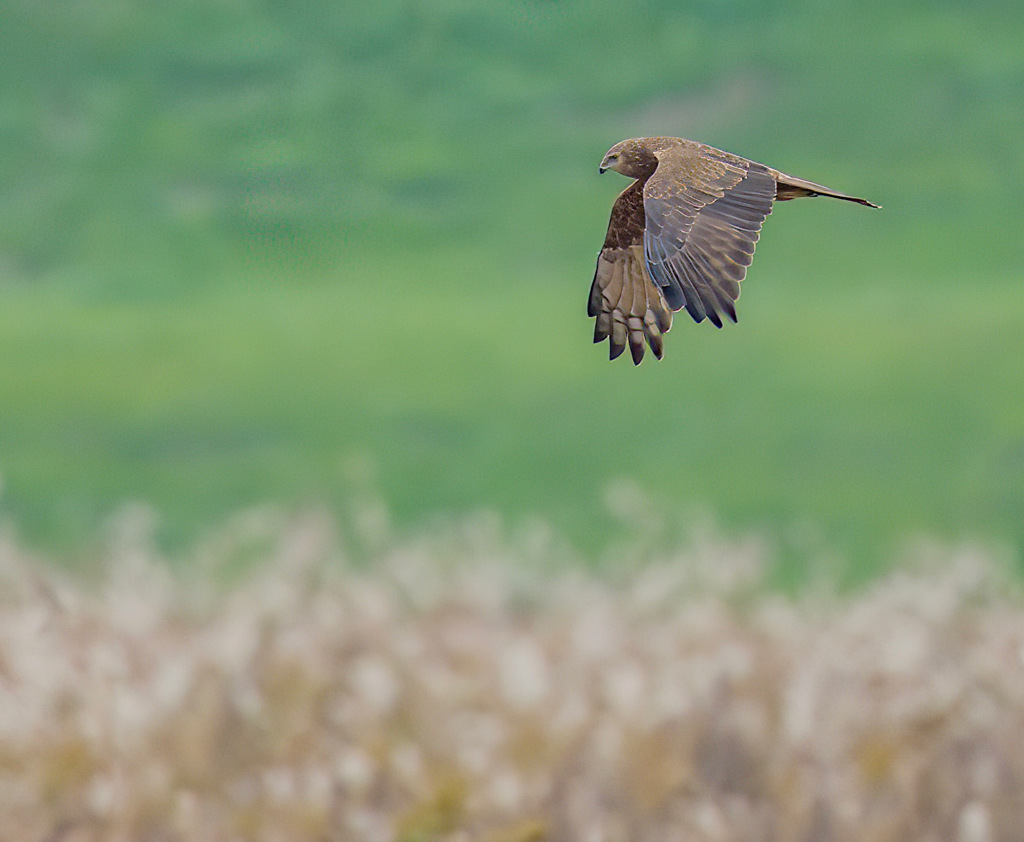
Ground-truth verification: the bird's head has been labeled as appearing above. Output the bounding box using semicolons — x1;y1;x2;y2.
599;139;659;179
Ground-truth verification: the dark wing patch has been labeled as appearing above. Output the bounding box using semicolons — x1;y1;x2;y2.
643;147;776;327
589;180;673;364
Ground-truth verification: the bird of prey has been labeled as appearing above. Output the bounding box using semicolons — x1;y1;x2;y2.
590;136;879;363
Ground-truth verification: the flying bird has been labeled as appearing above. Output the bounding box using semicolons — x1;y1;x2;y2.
591;136;879;363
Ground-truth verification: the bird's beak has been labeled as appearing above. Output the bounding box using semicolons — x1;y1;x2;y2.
598;165;607;174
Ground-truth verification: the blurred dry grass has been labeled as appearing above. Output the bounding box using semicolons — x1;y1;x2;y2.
1;505;1023;841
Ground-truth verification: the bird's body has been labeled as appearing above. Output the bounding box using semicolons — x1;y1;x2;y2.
591;137;879;363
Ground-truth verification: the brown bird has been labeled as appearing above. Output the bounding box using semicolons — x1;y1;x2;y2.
591;137;879;363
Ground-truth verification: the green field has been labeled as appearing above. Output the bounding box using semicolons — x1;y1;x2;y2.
1;0;1023;574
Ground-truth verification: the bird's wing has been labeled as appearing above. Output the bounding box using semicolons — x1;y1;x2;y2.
589;179;673;364
642;144;776;327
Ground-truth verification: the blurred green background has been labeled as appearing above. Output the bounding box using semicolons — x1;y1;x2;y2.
1;0;1022;575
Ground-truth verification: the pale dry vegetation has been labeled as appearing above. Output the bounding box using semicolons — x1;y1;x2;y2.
1;504;1023;841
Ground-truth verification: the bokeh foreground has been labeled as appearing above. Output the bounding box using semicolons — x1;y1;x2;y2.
2;509;1023;841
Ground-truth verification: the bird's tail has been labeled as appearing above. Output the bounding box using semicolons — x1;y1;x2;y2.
771;170;880;208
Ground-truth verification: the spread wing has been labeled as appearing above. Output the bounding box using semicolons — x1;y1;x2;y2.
589;179;673;364
642;145;776;327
